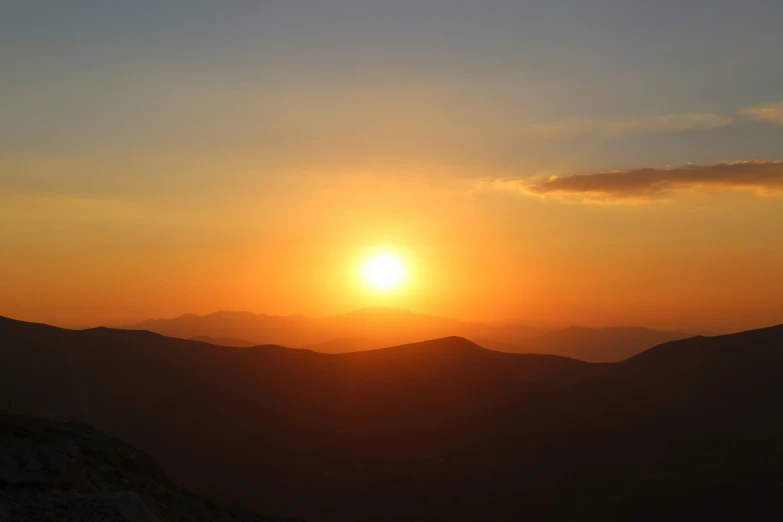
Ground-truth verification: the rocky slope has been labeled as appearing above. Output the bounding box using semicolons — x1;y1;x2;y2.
0;412;298;522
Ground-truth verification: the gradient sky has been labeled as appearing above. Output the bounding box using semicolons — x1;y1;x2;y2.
2;1;783;331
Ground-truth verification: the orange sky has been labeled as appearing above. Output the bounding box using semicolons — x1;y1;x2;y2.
2;168;782;332
2;3;783;332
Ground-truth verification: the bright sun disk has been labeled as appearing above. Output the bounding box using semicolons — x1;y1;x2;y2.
361;253;406;291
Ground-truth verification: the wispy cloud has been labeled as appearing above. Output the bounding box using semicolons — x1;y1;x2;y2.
739;101;783;125
519;112;733;139
478;161;783;203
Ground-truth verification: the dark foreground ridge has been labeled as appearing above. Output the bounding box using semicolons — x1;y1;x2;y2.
0;412;299;522
2;315;783;521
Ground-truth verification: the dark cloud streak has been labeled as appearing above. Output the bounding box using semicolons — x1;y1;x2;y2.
528;161;783;200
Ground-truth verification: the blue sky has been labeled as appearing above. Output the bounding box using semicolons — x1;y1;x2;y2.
2;0;782;180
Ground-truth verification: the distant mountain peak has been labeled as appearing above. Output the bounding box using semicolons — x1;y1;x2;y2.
347;306;413;315
206;310;263;318
378;335;485;354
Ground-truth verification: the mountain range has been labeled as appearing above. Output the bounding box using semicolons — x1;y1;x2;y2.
121;308;700;362
2;314;782;520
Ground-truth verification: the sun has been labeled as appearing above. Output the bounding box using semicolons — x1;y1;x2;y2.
361;253;407;291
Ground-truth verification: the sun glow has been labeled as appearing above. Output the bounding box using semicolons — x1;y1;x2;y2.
361;253;407;291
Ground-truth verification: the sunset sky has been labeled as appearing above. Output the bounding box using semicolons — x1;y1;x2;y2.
2;1;783;331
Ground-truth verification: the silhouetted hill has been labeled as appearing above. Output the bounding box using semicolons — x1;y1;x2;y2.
122;309;692;361
301;336;385;353
122;308;542;354
2;314;783;521
190;335;257;347
616;325;783;410
511;325;692;362
623;324;783;367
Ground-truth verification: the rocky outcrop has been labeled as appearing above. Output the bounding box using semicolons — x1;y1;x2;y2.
0;413;299;522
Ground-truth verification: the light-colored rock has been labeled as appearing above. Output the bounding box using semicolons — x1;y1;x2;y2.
1;413;297;522
47;453;69;474
56;439;80;459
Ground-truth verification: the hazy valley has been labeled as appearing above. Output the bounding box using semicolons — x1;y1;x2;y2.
121;308;699;363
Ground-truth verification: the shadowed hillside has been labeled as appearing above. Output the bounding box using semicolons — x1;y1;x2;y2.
2;315;783;521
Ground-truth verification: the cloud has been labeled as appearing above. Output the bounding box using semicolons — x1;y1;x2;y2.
740;101;783;125
480;161;783;202
519;112;732;139
472;177;530;196
644;113;734;131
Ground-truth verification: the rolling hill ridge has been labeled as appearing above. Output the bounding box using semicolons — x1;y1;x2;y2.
121;308;695;362
1;315;782;521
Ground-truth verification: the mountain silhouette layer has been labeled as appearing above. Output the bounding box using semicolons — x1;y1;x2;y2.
2;315;782;521
122;308;693;362
190;335;257;347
